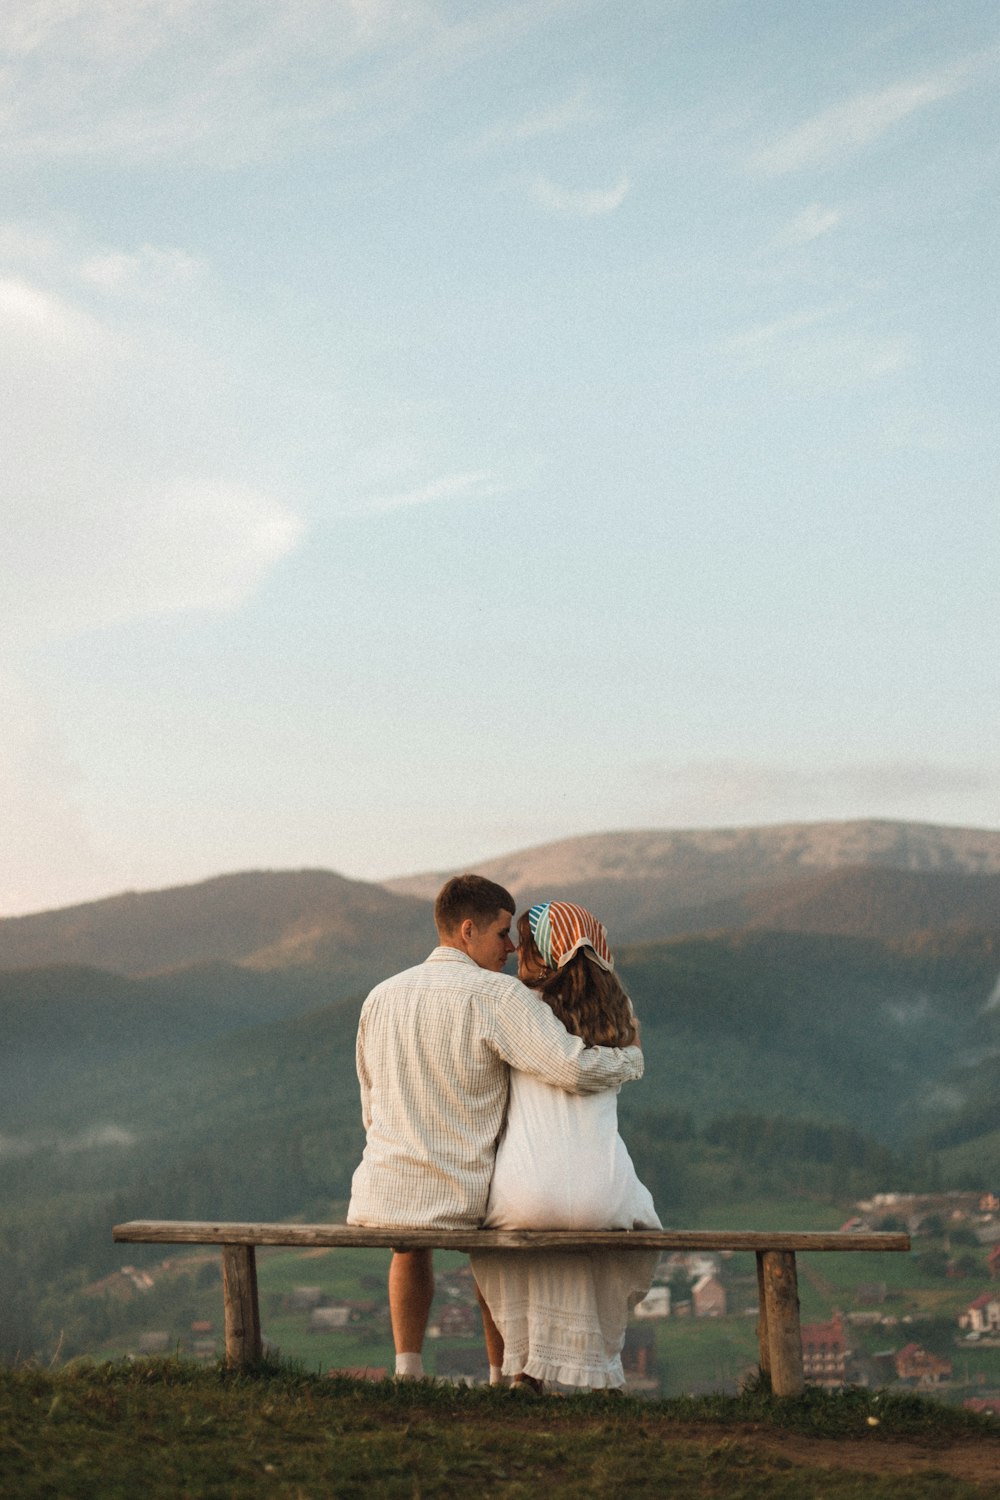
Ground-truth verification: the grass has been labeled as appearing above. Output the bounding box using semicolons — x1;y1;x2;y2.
654;1314;761;1396
2;1360;998;1500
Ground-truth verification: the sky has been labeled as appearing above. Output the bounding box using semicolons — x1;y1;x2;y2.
2;0;998;915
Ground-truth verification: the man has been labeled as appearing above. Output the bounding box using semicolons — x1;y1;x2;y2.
347;873;644;1380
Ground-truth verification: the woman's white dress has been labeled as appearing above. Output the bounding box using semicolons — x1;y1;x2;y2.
469;1070;660;1389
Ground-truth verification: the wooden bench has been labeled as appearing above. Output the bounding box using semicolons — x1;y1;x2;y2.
112;1221;910;1396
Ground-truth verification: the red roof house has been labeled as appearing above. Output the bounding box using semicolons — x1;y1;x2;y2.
801;1315;846;1388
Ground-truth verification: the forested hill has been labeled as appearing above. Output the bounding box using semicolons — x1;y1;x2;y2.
4;928;996;1180
659;867;1000;943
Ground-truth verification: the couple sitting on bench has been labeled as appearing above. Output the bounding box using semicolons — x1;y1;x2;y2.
347;875;660;1392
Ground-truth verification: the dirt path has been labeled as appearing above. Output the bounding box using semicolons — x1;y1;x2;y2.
662;1421;1000;1491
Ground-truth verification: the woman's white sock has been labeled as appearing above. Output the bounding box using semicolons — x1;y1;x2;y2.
489;1365;504;1385
395;1352;424;1378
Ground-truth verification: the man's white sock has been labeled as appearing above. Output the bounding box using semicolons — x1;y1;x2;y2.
395;1352;424;1379
489;1365;504;1386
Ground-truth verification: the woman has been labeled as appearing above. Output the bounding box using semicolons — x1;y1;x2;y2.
470;900;660;1391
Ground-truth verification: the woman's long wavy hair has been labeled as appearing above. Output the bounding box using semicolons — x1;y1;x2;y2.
516;910;637;1049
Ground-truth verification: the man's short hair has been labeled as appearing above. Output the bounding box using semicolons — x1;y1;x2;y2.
434;874;516;934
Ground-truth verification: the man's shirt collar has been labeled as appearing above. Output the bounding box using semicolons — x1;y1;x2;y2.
427;945;479;967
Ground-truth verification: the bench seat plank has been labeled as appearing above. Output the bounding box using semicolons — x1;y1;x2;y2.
113;1220;909;1253
111;1219;911;1393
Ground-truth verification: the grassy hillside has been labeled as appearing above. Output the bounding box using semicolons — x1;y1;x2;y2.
2;1362;997;1500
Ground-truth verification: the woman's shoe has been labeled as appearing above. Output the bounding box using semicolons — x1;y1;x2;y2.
509;1373;544;1397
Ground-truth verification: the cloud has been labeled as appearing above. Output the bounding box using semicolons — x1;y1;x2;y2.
470;84;595;152
749;58;977;175
0;218;207;299
5;475;305;639
527;173;630;217
631;758;997;828
724;304;911;389
79;244;206;291
0;274;111;356
0;223;60;262
726;304;839;349
880;408;968;453
356;470;499;514
0;250;306;641
772;203;844;249
0;0;575;166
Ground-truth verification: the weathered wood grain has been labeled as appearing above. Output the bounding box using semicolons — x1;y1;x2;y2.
112;1221;911;1253
755;1250;771;1383
760;1249;804;1397
221;1244;262;1369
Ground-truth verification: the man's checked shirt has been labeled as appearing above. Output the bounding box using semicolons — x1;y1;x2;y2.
347;946;644;1230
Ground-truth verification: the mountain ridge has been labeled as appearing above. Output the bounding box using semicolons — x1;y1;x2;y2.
383;819;1000;898
0;868;433;979
3;820;999;975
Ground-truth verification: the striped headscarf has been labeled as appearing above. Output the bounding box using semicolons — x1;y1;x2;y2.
527;901;614;973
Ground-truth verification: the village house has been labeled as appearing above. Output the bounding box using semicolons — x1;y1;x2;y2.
691;1274;727;1319
288;1286;324;1311
856;1192;982;1229
309;1305;351;1332
662;1251;720;1281
959;1293;1000;1336
634;1286;671;1319
427;1303;480;1339
893;1342;952;1387
436;1266;477;1297
845;1310;884;1327
801;1314;847;1388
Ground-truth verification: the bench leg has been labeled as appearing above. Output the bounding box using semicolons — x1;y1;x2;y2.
759;1249;804;1397
222;1244;262;1369
754;1251;771;1385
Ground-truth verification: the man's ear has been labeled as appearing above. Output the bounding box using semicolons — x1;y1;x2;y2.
459;917;475;945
